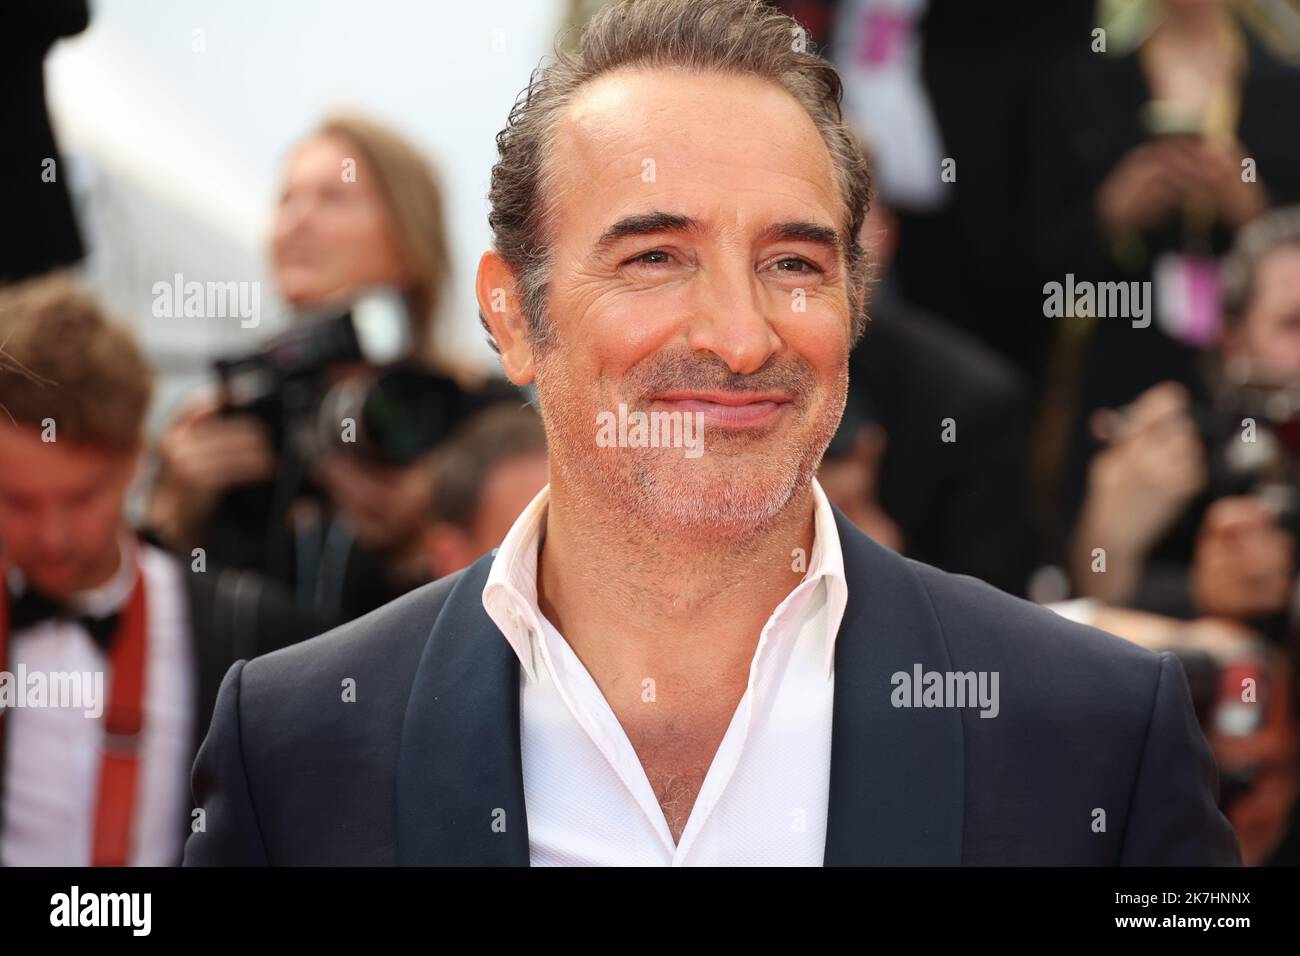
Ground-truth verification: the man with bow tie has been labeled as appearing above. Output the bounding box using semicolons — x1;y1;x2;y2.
0;274;323;866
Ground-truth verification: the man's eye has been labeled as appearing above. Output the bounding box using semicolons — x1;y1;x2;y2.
628;250;673;267
771;257;819;273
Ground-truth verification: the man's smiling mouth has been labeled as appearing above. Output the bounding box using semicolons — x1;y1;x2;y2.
648;390;792;428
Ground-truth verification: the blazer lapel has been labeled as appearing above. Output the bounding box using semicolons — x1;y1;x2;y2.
396;553;530;865
824;506;965;865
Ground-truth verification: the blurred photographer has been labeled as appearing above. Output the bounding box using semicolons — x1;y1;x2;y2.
148;115;508;623
1071;206;1300;649
1030;0;1300;556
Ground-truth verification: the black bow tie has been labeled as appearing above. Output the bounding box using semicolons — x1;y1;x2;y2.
6;586;121;652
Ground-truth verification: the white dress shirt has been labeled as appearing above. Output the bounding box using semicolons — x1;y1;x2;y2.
1;541;195;866
482;480;848;866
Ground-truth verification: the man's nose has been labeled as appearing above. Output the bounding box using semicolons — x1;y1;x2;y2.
35;512;71;553
685;261;782;375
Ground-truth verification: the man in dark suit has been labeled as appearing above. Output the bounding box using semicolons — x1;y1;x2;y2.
186;0;1238;866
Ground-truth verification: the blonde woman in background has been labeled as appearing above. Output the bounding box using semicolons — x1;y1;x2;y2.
149;114;511;624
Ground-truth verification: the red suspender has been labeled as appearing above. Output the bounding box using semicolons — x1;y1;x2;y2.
0;561;148;866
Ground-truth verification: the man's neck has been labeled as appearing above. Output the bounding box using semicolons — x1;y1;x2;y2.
536;478;817;696
79;532;128;595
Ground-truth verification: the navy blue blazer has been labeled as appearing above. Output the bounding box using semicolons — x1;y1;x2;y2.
183;506;1240;866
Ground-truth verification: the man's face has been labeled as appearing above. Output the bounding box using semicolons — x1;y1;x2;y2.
1229;246;1300;381
0;425;133;597
522;68;852;534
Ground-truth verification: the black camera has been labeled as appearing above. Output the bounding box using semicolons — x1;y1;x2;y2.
213;287;467;467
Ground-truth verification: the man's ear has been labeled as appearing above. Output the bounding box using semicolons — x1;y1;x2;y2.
476;250;536;386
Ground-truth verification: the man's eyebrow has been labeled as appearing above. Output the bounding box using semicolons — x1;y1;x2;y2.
592;212;843;258
592;211;703;256
756;220;843;256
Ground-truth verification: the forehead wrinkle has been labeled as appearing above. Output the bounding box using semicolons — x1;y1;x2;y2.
547;69;845;255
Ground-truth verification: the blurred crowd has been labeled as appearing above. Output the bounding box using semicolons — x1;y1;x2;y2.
2;0;1300;865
